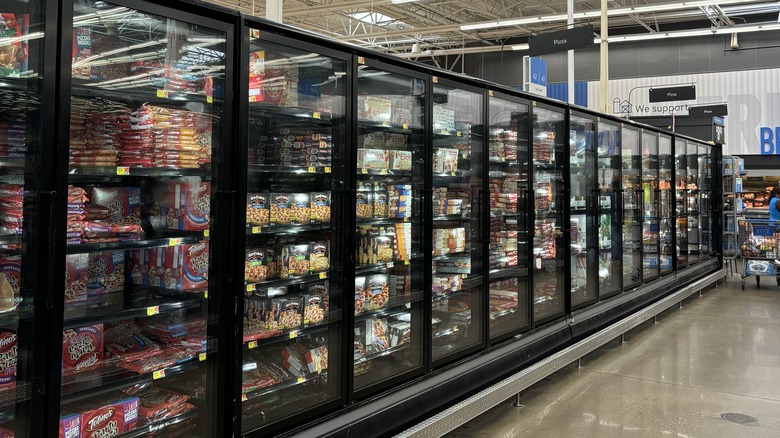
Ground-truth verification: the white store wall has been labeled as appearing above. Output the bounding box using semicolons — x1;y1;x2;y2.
586;69;780;156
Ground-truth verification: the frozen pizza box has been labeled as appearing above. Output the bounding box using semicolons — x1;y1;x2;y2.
360;96;391;122
72;396;139;438
64;254;89;304
180;242;210;291
373;182;388;218
309;242;330;273
290;193;311;224
269;193;293;225
246;193;270;226
0;256;20;311
90;187;143;223
356;182;373;219
357;148;389;170
281;244;309;279
354;277;366;315
433;148;459;173
310;192;331;223
245;248;273;283
364;274;389;311
389;150;412;171
62;324;104;376
164;180;211;231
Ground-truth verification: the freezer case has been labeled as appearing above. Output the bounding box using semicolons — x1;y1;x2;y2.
58;2;229;436
487;92;530;340
0;0;49;435
622;127;642;289
659;134;674;274
641;131;660;282
531;104;566;323
240;32;346;433
569;113;595;308
597;120;622;298
430;78;484;363
353;58;425;393
699;143;713;257
675;138;688;269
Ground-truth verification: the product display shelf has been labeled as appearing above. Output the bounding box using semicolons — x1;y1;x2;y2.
244;322;331;350
71;81;214;106
66;233;208;254
248;164;333;175
357;119;420;135
489;266;528;282
0;158;24;168
0;235;22;246
246;222;332;236
61;360;201;404
246;272;329;291
119;410;200;438
0;305;32;329
0;77;37;92
68;166;211;179
249;102;335;124
432;322;470;339
355;292;422;323
63;287;205;329
242;371;328;403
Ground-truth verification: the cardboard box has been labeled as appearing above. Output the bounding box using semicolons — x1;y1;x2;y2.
77;397;139;437
357;148;390;170
0;256;20;311
246;193;270;226
90;187;143;223
389;150;412;171
433;148;459;172
0;331;16;392
62;324;103;375
60;413;81;438
87;251;125;296
309;242;330;273
281;244;309;279
360;96;392;122
161;180;211;231
310;192;331;222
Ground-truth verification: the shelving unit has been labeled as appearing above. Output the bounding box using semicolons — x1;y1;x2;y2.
722;155;745;270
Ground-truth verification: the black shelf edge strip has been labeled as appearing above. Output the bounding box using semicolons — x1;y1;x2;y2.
63;290;204;329
242;371;327;402
66;235;206;254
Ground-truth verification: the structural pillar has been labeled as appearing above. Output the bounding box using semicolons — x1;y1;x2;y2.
267;0;283;22
599;0;609;112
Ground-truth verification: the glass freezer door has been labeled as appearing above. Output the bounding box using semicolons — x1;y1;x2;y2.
597;121;622;298
0;0;47;435
659;135;674;275
699;143;712;257
687;140;700;263
531;105;566;322
622;127;642;290
487;94;530;340
431;79;484;363
642;132;660;282
674;138;688;269
354;60;424;391
569;114;595;307
241;35;345;432
60;2;226;436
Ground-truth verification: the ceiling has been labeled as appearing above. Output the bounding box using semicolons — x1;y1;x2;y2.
203;0;780;57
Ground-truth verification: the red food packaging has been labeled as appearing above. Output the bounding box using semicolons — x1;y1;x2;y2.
105;333;161;363
62;325;103;375
65;254;89;304
0;331;17;392
137;387;190;422
158;180;210;231
87;251;125;296
89;187;143;222
127;249;148;286
59;413;81;438
78;397;139;437
0;256;20;312
161;242;209;291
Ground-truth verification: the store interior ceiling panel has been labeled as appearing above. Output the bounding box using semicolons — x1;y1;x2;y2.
205;0;780;57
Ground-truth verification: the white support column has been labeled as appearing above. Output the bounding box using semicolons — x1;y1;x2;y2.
267;0;283;23
599;0;609;113
567;0;574;104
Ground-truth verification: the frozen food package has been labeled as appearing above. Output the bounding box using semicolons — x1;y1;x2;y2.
357;148;389;170
433;148;459;173
62;324;104;376
159;179;211;231
270;193;293;225
389;150;413;171
70;396;140;438
364;274;390;311
354;277;366;315
356;182;373;219
90;187;143;223
0;331;16;393
310;192;331;222
279;298;303;330
303;293;325;326
0;256;20;311
246;193;270;226
373;182;388;218
360;96;392;122
309;242;330;273
245;248;272;283
388;185;412;218
86;251;125;296
375;235;394;263
291;193;311;224
281;244;310;279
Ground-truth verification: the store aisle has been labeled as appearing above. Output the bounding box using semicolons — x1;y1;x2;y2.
446;275;780;438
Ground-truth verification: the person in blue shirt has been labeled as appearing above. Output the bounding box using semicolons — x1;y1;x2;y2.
770;187;780;221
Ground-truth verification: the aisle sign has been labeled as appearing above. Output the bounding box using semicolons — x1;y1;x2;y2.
648;85;696;103
523;56;547;97
528;26;594;56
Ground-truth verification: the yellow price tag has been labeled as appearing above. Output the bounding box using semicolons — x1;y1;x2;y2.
252;227;261;234
450;171;457;176
289;331;297;339
249;95;257;102
207;96;213;103
319;272;327;279
380;169;388;175
457;132;462;137
432;76;439;83
168;238;182;246
297;376;305;383
247;284;256;292
404;260;410;265
248;341;257;349
313;112;321;119
308;167;316;173
203;229;210;237
402;124;408;130
387;262;394;268
357;56;365;64
204;291;208;299
153;369;166;380
403;217;409;222
116;167;130;176
489;90;494;96
453;326;459;332
242;394;248;402
361;168;368;174
324;167;331;173
461;274;468;279
146;306;160;316
250;29;260;38
199;353;206;362
462;154;469;159
440;130;447;135
156;90;168;98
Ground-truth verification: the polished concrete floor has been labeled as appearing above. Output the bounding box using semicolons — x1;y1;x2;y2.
447;274;780;438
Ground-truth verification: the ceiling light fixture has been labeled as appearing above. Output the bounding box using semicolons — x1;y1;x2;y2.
460;0;761;31
390;0;420;4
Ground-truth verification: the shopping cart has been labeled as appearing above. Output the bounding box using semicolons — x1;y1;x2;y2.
739;219;780;290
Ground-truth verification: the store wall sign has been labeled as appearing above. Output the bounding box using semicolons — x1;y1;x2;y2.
648;85;696;103
689;104;728;118
528;25;594;56
587;69;780;155
759;126;780;155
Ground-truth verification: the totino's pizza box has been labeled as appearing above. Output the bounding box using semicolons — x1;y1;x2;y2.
159;179;211;231
87;251;125;296
69;396;139;437
0;331;17;393
62;324;103;376
59;412;81;438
